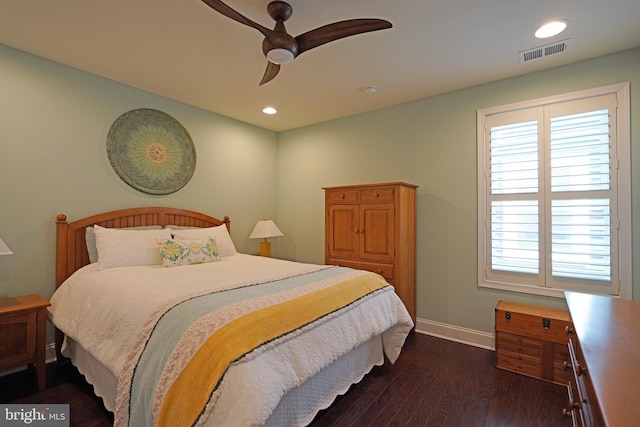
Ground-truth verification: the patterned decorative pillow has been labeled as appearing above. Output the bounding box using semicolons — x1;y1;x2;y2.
159;238;221;267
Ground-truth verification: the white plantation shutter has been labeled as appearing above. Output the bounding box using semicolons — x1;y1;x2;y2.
478;84;630;297
549;107;612;285
550;199;610;281
489;118;540;279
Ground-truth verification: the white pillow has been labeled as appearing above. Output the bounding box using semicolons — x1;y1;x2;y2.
86;225;163;263
172;224;237;257
93;224;172;270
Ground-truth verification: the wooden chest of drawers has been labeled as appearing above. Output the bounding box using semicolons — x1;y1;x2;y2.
495;301;572;386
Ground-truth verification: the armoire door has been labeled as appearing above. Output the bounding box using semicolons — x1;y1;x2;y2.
327;204;359;259
359;203;394;262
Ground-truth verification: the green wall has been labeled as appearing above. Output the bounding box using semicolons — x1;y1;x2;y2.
0;45;279;300
1;43;638;339
276;48;640;333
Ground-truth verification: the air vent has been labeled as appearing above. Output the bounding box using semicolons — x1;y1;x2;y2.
519;39;570;63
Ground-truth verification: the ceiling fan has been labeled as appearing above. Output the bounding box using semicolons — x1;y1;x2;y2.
202;0;392;85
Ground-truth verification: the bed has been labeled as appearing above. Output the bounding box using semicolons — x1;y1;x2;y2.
49;207;413;426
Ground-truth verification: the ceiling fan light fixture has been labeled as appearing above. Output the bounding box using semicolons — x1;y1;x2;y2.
267;48;295;65
535;20;568;38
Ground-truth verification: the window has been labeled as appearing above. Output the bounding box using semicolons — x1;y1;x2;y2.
477;83;630;298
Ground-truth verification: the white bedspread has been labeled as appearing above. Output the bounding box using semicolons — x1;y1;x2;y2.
49;254;413;426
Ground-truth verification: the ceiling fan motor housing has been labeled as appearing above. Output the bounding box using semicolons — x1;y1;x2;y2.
267;1;293;22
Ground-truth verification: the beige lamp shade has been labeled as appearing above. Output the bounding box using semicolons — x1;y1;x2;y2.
249;219;283;240
249;219;283;257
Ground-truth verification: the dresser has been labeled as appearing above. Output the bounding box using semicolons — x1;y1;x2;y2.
323;182;417;323
564;292;640;426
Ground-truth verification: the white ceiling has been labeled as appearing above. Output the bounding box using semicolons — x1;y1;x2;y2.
1;0;639;132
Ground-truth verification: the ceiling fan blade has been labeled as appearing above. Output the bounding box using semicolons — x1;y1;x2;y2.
260;61;281;86
201;0;275;40
296;19;392;55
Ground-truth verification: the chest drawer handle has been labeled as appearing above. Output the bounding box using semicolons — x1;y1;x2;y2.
563;361;572;371
565;325;575;335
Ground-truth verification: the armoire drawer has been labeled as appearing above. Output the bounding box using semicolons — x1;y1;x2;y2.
359;188;395;202
325;189;358;203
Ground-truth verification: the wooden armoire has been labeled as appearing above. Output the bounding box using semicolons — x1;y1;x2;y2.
323;182;417;323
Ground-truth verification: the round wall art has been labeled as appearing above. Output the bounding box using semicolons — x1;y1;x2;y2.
106;108;196;195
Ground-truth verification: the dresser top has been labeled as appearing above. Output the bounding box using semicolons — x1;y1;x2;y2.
565;291;640;426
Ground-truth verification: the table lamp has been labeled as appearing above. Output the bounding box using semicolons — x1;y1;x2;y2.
249;218;283;257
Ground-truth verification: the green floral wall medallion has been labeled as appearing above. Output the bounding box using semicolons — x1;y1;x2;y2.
106;109;196;195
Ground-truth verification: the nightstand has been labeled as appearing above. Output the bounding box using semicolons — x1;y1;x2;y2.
0;294;50;391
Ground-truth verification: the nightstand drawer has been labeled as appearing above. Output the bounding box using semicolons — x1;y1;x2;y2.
0;294;50;392
0;311;37;366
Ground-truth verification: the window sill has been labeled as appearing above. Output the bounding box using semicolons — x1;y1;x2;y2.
479;280;622;299
479;281;569;299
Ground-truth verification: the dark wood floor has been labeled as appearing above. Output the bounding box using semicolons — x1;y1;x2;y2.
1;333;568;426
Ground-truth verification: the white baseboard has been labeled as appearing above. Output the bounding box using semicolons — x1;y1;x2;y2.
46;342;57;364
415;317;495;351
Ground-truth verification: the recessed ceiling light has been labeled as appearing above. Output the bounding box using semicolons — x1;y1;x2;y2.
262;106;277;115
535;20;568;38
363;85;378;95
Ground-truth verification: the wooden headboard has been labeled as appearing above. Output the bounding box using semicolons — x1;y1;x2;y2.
55;207;230;289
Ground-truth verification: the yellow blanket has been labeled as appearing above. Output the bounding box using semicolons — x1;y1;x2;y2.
157;272;389;426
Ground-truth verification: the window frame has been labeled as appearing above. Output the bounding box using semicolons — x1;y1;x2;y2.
477;82;631;299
